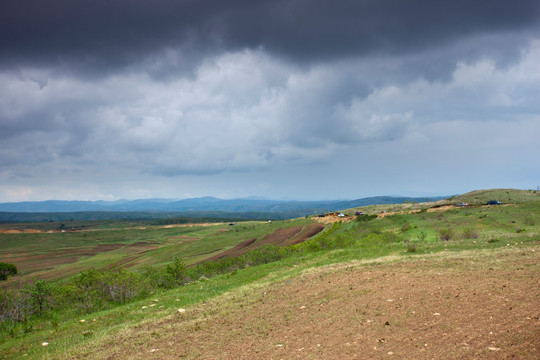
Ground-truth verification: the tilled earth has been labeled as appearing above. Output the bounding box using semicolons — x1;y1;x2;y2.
94;247;539;359
208;224;325;261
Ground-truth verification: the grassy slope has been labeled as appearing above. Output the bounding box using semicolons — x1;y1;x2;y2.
1;189;539;358
454;188;540;204
0;219;314;284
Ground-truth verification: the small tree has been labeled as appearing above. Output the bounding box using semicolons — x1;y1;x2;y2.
165;257;187;286
24;279;52;315
0;263;17;280
70;268;104;312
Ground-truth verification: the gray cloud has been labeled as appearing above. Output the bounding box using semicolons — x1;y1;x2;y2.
1;0;538;76
1;1;539;201
3;42;539;173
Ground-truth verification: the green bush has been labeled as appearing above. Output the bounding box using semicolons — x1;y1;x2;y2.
67;268;152;312
401;223;412;232
355;214;377;222
0;263;17;281
358;231;401;246
23;280;53;315
244;245;286;266
100;269;151;304
188;256;247;280
380;231;400;243
461;228;478;239
294;222;351;253
69;269;106;313
331;234;356;249
232;224;256;232
438;228;454;241
163;257;188;287
0;287;33;323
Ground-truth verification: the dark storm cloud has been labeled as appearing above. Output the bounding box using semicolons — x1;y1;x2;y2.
1;0;539;74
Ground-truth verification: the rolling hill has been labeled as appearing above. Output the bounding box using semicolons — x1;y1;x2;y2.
0;195;447;221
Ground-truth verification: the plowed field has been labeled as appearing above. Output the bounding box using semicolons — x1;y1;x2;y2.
208;223;325;260
86;247;539;359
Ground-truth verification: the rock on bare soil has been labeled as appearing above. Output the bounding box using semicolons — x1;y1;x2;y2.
83;247;539;359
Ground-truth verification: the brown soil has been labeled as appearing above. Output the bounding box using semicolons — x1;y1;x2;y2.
0;229;45;234
90;247;539;360
5;244;123;267
290;223;327;245
426;205;456;213
376;204;470;218
106;249;157;269
377;209;422;219
374;204;456;218
314;213;355;224
208;224;325;261
2;242;158;285
257;226;304;246
208;238;258;260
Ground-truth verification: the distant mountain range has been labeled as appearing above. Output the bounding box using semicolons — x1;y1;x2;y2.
0;195;448;221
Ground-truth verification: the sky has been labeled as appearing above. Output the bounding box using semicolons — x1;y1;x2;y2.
1;0;539;202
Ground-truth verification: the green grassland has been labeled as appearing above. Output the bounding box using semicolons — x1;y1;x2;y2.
0;218;315;284
0;189;539;359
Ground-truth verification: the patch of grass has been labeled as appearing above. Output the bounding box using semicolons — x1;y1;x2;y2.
401;223;412;232
453;188;540;205
461;228;479;239
438;228;454;241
